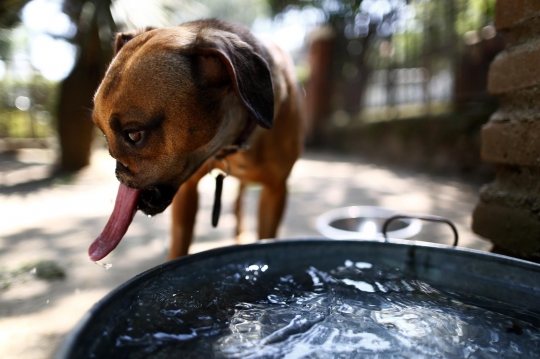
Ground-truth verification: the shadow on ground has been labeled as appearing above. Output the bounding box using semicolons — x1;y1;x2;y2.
0;148;493;359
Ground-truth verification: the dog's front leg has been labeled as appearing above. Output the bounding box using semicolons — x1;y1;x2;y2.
169;176;202;260
257;182;287;239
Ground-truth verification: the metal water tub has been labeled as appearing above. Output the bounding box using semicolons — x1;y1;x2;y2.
56;238;540;358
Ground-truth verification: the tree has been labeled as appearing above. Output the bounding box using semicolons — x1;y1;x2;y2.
1;0;269;170
268;0;406;145
57;0;115;171
0;0;114;170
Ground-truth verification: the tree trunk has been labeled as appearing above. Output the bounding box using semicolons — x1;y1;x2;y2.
57;7;108;172
57;67;100;171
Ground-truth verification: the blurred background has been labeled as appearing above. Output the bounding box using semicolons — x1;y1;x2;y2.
0;0;503;358
0;0;500;178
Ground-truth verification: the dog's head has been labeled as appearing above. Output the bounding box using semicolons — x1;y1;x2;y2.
93;23;274;215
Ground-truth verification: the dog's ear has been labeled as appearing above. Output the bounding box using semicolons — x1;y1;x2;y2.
114;27;156;56
190;29;274;129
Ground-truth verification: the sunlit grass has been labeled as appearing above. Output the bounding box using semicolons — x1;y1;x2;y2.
0;110;54;138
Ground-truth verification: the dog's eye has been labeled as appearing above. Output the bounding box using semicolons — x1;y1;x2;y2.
127;130;144;144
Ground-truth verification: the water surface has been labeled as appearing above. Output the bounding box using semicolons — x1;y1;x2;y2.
100;260;540;358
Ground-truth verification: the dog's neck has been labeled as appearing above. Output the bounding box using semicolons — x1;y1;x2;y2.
233;117;257;148
214;118;256;160
208;92;257;160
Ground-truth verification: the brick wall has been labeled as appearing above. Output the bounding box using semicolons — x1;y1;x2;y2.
472;0;540;260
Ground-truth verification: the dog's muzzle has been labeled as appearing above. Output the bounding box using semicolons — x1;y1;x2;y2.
115;162;176;215
138;185;177;216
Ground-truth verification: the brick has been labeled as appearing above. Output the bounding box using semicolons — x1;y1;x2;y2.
487;165;540;197
495;0;540;31
482;121;540;166
478;169;540;217
472;201;540;258
493;86;540;122
488;41;540;95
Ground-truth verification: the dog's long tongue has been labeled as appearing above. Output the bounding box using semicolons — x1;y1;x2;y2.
89;184;141;261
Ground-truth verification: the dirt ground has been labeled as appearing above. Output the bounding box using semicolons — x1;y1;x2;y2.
0;148;492;359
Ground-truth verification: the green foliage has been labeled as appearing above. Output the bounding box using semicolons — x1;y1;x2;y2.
0;0;32;28
0;110;54;138
0;29;12;59
455;0;496;35
0;73;59;138
268;0;497;66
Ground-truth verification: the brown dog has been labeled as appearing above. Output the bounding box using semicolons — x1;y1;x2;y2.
89;19;304;261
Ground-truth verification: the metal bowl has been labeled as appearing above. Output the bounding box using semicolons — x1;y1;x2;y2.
316;206;422;239
57;238;540;359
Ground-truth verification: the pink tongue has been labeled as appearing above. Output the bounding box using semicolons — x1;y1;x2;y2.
89;184;141;261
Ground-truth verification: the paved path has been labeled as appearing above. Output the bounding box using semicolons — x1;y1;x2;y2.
0;148;492;359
